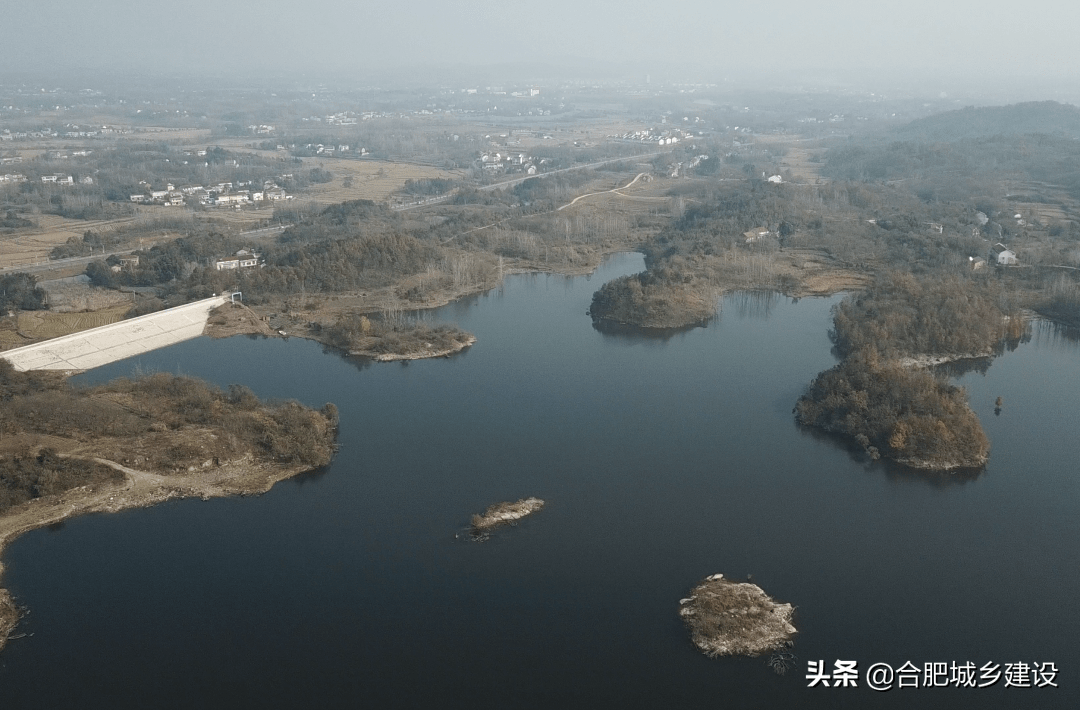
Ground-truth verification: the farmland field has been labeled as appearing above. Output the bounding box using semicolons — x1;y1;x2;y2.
0;215;136;269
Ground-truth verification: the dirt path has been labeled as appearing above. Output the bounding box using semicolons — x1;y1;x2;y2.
557;172;651;211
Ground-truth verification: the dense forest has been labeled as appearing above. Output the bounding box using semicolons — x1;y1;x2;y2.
795;349;990;469
829;272;1019;359
823;102;1080;208
590;272;718;328
324;311;473;358
891;101;1080;142
586;175;993;329
0;273;47;313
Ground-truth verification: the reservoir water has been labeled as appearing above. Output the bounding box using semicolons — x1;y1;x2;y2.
0;252;1077;708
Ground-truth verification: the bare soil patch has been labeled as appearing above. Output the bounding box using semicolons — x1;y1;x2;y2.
204;302;277;339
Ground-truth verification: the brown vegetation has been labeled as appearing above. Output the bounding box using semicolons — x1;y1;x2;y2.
794;272;1009;469
830;272;1018;360
1035;275;1080;327
204;302;277;339
326;311;474;361
590;273;719;329
0;362;338;511
679;574;797;658
795;350;989;469
0;360;339;651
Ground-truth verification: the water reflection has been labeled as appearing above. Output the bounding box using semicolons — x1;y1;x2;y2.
1030;318;1080;348
728;290;781;319
590;318;710;341
932;357;993;378
323;346;374;373
796;424;988;487
589;290;788;342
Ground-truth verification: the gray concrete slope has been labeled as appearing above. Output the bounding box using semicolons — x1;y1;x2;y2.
1;296;228;372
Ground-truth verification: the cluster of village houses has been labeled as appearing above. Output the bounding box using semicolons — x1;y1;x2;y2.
1;126;127;141
611;128;691;145
299;143;367;157
299;111;393;126
478;152;539;175
129;178;292;207
667;154;713;178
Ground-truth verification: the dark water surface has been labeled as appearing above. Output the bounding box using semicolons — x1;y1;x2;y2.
1;253;1077;708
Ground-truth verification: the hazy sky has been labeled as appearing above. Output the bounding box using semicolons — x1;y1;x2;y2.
4;0;1078;86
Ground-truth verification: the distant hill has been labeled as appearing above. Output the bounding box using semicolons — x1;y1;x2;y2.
893;101;1080;141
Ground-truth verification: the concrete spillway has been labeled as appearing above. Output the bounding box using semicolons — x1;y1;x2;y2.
0;296;228;372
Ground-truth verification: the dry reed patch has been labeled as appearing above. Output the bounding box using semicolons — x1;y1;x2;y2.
679;574;796;657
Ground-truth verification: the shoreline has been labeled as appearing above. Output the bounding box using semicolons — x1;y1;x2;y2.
352;334;477;361
0;455;320;652
894;351;994;369
220;249;639;357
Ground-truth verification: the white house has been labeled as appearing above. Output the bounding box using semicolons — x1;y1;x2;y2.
214;251;261;270
743;227;771;244
993;243;1017;265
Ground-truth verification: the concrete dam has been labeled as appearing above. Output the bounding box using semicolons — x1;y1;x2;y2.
0;296;228;372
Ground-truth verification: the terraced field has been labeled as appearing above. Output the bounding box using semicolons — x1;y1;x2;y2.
0;304;131;350
0;215;136;269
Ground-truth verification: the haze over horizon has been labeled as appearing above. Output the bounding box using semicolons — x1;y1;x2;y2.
3;0;1078;100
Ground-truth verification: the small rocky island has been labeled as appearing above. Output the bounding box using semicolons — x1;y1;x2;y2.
327;313;475;361
470;497;544;538
679;574;797;657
